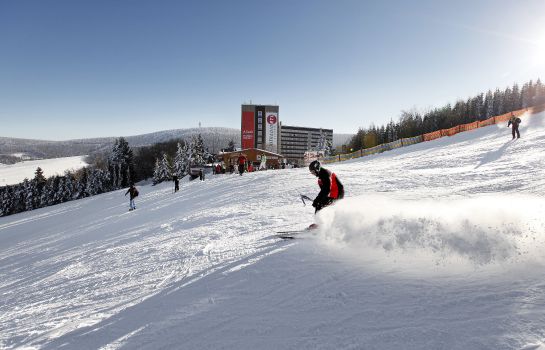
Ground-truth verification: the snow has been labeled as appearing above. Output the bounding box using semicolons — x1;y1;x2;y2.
1;112;545;349
0;156;88;187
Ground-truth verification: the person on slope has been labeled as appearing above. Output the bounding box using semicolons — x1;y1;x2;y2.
259;154;267;170
173;175;179;192
507;115;521;139
125;184;139;211
309;159;344;213
237;153;247;176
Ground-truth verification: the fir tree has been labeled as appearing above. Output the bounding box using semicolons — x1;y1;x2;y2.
484;90;494;119
174;142;190;178
109;137;135;189
190;134;206;167
153;154;172;184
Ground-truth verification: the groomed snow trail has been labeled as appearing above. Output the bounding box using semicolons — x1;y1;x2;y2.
1;111;545;349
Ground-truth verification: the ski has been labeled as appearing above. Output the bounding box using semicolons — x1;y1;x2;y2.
276;232;306;239
275;227;317;239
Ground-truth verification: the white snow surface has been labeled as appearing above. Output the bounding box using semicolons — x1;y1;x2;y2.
2;112;545;349
0;156;88;186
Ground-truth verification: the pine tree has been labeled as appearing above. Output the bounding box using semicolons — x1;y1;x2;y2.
190;134;206;167
22;179;35;211
493;88;503;116
174;142;190;178
153;154;172;184
40;178;54;207
108;137;135;189
75;168;88;199
1;187;14;216
503;87;513;112
160;153;172;181
153;158;161;185
484;90;494;119
227;139;236;152
535;79;545;105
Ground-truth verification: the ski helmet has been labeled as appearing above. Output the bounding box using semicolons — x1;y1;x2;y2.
309;160;321;175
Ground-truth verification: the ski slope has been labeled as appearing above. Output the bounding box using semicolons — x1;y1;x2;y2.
0;156;88;186
1;112;545;349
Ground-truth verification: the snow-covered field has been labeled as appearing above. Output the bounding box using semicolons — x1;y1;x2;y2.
0;156;88;187
1;112;545;349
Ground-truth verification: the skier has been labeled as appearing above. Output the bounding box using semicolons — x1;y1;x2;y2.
309;160;344;213
507;115;521;139
173;175;179;192
259;154;267;170
125;184;139;211
237;153;247;175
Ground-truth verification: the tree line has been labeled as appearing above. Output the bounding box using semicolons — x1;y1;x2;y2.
0;134;222;217
347;78;545;151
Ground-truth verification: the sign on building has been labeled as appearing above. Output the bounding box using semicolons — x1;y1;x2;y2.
266;112;278;153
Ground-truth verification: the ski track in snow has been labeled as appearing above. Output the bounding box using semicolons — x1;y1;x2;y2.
1;111;545;349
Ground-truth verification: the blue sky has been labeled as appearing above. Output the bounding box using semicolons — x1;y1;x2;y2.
1;0;544;140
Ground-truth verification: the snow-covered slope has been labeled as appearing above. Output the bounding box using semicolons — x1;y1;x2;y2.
1;112;545;349
0;156;88;186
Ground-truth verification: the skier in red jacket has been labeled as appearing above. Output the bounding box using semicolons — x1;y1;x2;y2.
237;154;247;176
309;160;344;213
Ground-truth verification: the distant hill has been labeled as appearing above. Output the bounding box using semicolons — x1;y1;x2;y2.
0;127;241;161
0;128;352;163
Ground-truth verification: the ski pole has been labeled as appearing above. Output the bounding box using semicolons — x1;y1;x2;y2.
299;194;313;206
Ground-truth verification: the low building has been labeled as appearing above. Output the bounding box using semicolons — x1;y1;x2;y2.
217;148;285;170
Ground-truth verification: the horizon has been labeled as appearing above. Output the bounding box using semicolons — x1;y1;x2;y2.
0;125;353;143
1;0;544;139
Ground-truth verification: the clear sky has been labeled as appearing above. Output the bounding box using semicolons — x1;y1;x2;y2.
1;0;544;140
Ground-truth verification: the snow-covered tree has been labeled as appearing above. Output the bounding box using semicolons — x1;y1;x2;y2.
0;187;14;217
153;154;172;184
315;130;333;156
21;179;35;211
189;134;205;167
174;142;190;178
109;137;135;189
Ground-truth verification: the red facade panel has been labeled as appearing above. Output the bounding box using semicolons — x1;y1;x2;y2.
241;111;255;149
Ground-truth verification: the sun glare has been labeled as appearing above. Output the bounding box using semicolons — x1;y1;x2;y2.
529;28;545;68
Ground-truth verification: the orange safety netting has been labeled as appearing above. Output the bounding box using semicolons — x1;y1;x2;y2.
423;130;441;141
328;104;545;164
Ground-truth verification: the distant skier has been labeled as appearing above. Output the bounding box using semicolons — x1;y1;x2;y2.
309;160;344;214
259;154;267;170
237;154;247;175
125;184;139;211
507;115;521;139
173;175;179;192
199;169;205;181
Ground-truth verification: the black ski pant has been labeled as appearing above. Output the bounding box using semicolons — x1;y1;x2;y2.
512;125;520;139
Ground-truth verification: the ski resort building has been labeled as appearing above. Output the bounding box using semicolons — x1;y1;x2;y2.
279;125;333;165
241;104;333;166
241;105;280;154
